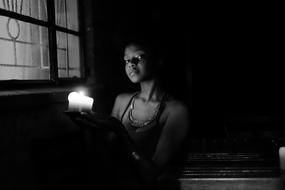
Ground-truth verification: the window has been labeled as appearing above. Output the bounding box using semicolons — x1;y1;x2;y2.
0;0;82;82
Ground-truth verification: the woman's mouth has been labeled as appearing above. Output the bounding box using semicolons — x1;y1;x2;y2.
129;69;138;76
129;72;136;77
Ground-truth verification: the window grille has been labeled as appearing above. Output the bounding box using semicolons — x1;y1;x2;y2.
0;0;82;82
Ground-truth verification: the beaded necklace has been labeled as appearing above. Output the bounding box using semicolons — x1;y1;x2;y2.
128;93;166;128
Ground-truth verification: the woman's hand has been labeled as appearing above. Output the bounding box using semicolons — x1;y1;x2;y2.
65;111;123;133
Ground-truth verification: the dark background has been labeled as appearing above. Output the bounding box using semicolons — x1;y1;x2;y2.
193;3;284;137
89;1;285;137
89;0;191;100
0;1;284;189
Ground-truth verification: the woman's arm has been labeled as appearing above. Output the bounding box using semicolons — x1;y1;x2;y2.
119;105;189;188
152;103;190;168
111;94;161;185
72;95;190;187
113;125;161;186
112;96;190;186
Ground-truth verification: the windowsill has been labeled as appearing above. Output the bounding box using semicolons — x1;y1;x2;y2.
0;86;74;97
0;81;103;97
0;84;103;111
0;87;70;97
0;87;72;111
0;85;92;110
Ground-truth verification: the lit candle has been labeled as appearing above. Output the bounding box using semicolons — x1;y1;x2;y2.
279;147;285;170
68;91;94;112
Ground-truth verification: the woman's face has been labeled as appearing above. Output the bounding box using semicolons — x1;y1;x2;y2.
124;44;154;83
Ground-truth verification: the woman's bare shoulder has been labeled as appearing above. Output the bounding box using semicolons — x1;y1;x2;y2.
164;96;189;115
113;92;136;110
112;92;135;118
115;92;135;104
159;95;190;136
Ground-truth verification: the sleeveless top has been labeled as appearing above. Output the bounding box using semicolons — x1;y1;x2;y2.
120;92;167;158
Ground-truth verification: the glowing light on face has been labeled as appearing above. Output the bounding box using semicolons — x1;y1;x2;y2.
67;91;94;112
124;45;153;83
124;55;144;66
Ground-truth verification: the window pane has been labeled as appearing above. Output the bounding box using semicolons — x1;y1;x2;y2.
55;0;78;31
56;31;80;78
0;0;47;21
0;15;49;80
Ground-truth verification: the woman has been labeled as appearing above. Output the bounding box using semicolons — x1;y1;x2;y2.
72;37;190;189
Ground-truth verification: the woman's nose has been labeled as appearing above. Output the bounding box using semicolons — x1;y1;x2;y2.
128;62;136;69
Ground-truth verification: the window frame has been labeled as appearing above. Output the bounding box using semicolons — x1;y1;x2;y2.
0;0;86;88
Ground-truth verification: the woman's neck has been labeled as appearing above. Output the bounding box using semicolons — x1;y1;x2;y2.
139;79;163;102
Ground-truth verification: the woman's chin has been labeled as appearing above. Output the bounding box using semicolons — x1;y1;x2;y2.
130;79;140;83
128;76;141;83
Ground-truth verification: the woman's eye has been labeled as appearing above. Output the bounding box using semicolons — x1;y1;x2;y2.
132;57;140;64
123;57;140;65
135;55;142;60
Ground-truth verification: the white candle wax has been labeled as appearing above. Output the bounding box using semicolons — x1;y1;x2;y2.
68;92;94;112
279;147;285;170
79;95;94;111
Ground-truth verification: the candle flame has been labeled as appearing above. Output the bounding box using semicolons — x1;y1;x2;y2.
68;92;79;101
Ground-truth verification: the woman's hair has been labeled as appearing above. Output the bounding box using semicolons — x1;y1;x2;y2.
123;31;164;64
